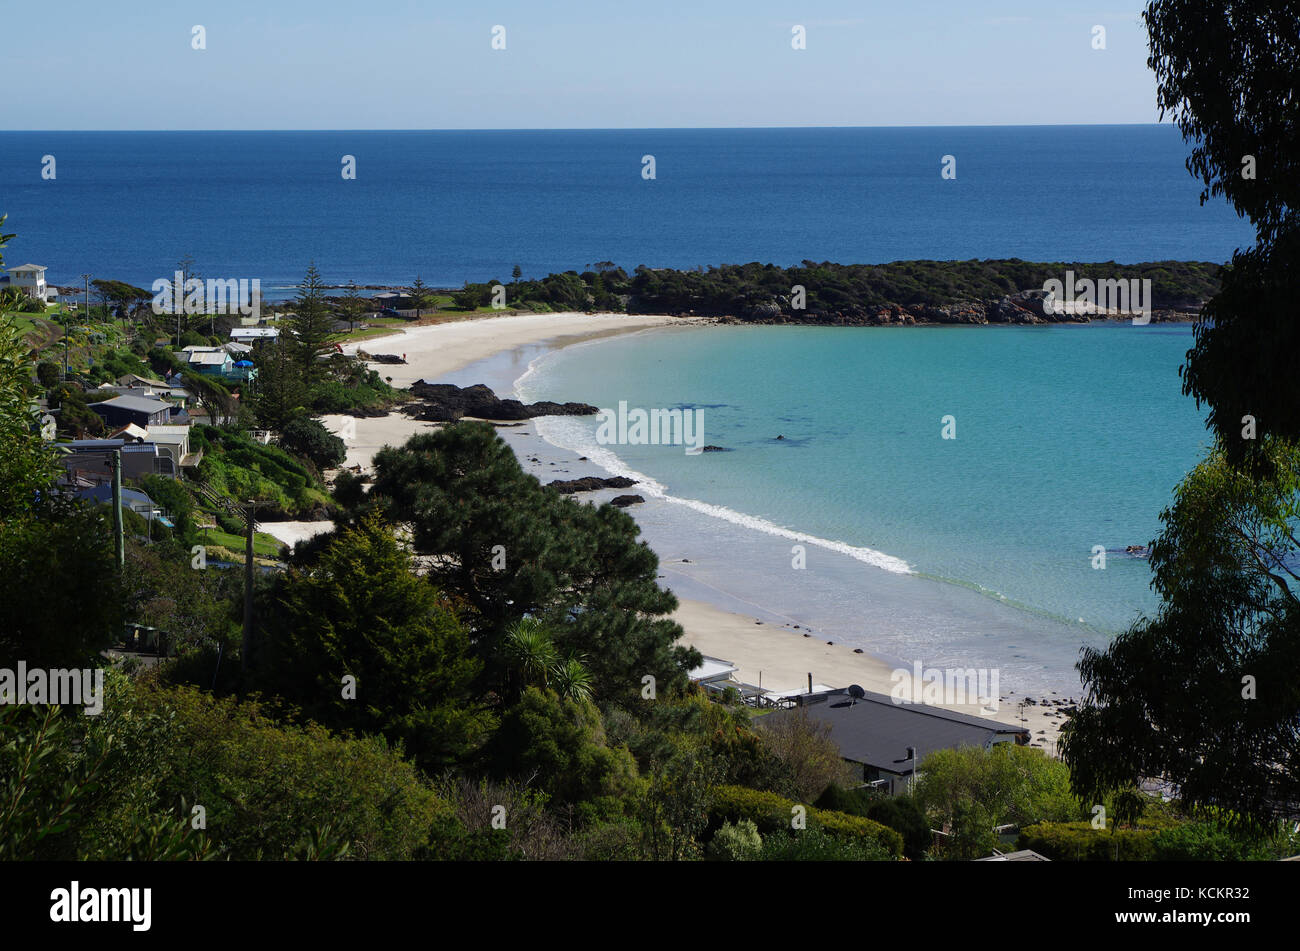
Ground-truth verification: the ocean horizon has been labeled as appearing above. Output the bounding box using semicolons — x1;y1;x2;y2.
0;125;1255;292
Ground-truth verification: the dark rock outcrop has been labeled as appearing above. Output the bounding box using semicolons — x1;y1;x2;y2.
609;494;645;507
403;382;598;422
547;476;637;494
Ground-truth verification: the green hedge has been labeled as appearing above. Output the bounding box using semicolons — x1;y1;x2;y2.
1018;821;1158;861
711;784;903;857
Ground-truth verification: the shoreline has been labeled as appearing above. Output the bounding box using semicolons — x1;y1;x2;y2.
261;311;1072;752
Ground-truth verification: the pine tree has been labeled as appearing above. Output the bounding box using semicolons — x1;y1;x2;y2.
286;263;335;384
409;276;435;320
357;421;701;701
251;340;311;431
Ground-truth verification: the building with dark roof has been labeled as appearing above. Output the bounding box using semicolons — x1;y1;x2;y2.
89;395;173;429
755;687;1030;795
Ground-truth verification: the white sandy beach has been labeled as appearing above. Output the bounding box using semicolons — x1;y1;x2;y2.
259;311;1066;751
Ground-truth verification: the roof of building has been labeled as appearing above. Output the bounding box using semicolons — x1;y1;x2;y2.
689;656;739;683
756;687;1029;773
7;264;46;273
116;374;168;387
143;425;191;447
75;485;156;509
60;438;159;454
109;423;151;441
976;850;1051;862
91;395;174;416
187;351;230;365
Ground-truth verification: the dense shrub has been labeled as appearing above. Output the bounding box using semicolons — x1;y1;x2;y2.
706;820;763;860
279;417;347;471
1018;822;1159;861
709;784;903;856
756;826;893;862
85;677;454;860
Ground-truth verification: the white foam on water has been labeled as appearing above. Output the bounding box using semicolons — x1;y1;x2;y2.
530;411;914;576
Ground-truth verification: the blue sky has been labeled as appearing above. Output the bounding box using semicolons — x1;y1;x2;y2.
3;1;1160;129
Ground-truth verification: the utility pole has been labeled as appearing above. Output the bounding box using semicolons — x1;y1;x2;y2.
241;499;258;678
81;273;91;320
110;450;124;569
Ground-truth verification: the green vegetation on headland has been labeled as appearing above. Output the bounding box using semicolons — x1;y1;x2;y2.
445;258;1221;323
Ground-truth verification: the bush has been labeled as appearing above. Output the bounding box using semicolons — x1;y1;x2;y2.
709;784;902;857
706;819;763;861
1150;823;1252;861
36;361;60;389
756;826;893;862
215;510;244;535
83;677;453;860
1018;821;1158;861
279;417;347;471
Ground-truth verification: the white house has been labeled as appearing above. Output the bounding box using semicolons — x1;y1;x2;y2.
230;327;279;343
4;264;55;304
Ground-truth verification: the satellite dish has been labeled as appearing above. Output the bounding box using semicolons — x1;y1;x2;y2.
847;684;865;705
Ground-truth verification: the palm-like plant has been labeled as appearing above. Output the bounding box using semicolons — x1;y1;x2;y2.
550;655;593;703
501;618;595;702
502;617;558;689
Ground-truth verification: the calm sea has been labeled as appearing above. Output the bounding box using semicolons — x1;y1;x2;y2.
516;322;1213;693
0;126;1254;292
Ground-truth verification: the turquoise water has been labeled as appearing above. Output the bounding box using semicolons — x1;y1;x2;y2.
518;323;1212;648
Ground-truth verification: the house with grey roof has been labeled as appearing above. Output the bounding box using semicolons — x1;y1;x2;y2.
755;686;1031;796
89;394;174;429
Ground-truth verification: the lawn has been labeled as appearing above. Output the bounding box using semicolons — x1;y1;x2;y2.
204;528;285;560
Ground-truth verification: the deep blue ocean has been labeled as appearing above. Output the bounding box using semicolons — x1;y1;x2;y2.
0;126;1255;292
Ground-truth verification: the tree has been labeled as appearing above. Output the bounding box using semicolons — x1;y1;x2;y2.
0;496;123;669
170;255;203;345
486;686;639;810
35;361;60;390
256;513;492;771
511;265;522;281
948;802;998;860
278;417;346;472
1060;439;1300;830
285;263;336;384
252;339;311;431
358;421;700;701
1143;0;1300;465
913;743;1079;832
338;280;365;333
755;707;857;802
0;317;57;517
639;742;720;860
179;370;235;426
409;276;435;320
91;279;151;337
500;617;593;702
